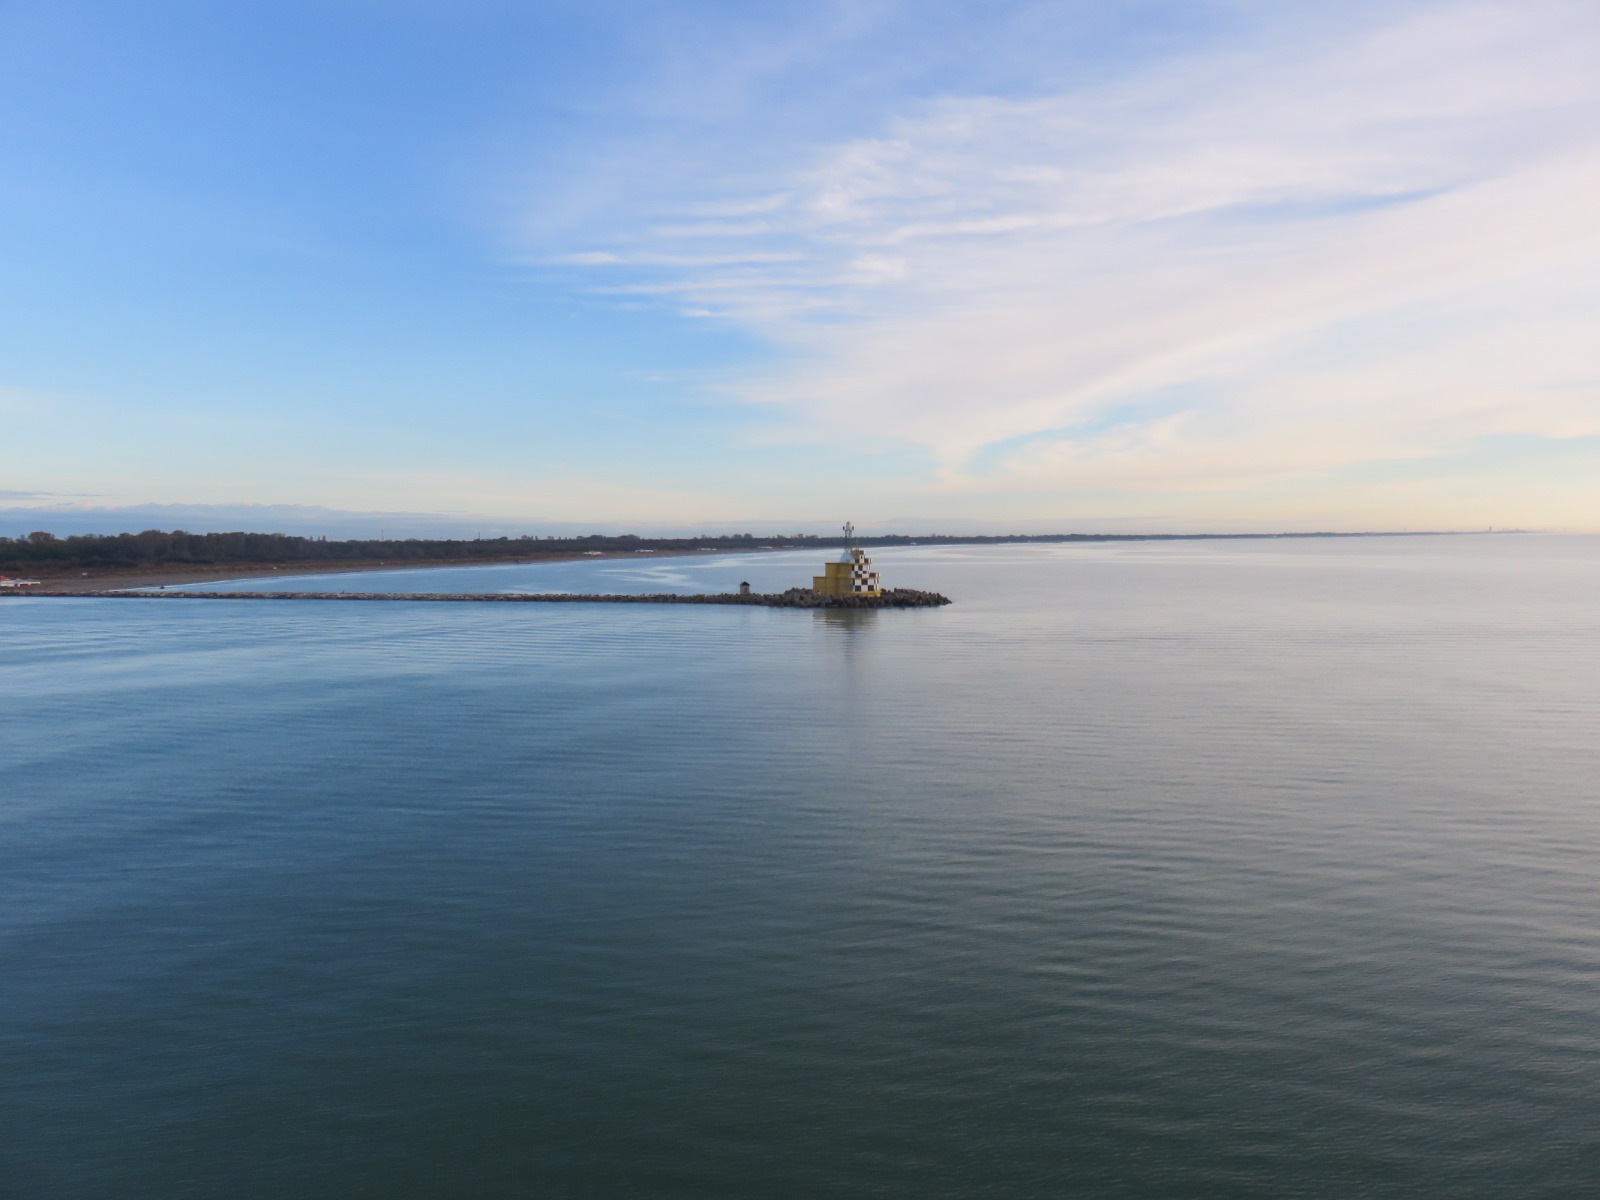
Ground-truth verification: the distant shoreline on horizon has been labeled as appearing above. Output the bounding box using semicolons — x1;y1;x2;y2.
12;548;732;594
2;528;1520;594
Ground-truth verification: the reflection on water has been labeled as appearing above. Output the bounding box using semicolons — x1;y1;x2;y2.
812;606;879;633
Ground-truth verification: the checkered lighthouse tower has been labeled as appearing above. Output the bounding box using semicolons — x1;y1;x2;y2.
812;522;883;598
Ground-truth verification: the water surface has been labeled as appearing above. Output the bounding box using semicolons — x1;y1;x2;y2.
4;535;1598;1197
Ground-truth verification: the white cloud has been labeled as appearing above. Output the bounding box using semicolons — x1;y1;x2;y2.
557;0;1600;496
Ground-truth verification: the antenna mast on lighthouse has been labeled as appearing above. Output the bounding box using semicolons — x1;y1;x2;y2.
842;521;855;548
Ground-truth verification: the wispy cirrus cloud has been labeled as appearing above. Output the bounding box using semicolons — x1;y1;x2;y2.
551;0;1600;495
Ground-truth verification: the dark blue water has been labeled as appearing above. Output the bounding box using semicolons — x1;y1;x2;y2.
4;536;1599;1197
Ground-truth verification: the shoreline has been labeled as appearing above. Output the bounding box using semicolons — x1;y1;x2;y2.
3;529;1521;594
10;546;736;594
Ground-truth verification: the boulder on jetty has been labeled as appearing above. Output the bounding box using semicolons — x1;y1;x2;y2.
13;587;952;608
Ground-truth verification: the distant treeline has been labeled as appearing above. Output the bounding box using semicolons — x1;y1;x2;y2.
1;530;755;569
0;527;1436;571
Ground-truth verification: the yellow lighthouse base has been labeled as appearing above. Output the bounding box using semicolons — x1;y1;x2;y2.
813;550;882;598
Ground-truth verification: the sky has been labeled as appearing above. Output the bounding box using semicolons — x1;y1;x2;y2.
3;0;1598;535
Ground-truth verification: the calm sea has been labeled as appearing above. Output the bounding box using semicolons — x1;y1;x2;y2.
3;535;1598;1198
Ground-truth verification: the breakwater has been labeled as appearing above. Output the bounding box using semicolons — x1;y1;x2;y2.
11;587;951;608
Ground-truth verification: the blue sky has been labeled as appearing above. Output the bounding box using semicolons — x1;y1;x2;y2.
4;0;1598;534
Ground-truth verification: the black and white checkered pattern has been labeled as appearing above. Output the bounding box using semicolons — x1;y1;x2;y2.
849;550;881;593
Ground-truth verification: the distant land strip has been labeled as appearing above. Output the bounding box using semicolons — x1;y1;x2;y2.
0;527;1490;578
8;588;953;609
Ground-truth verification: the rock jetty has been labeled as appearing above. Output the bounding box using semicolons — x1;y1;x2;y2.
11;587;951;608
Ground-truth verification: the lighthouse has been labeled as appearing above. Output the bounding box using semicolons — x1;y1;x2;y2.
812;522;882;598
